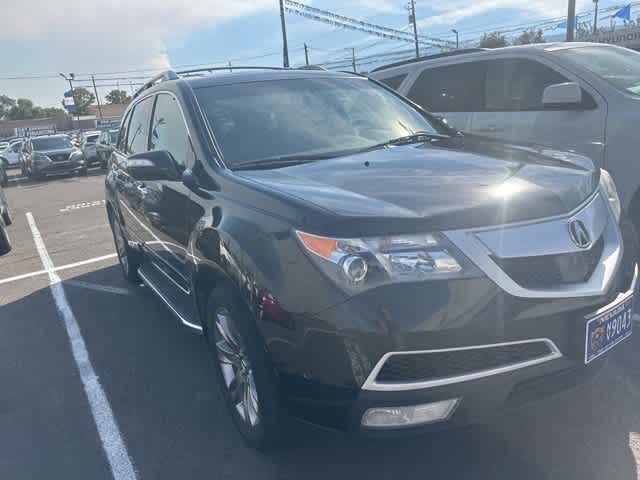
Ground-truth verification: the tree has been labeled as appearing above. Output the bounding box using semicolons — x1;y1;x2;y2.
8;98;36;120
513;29;545;45
479;32;508;48
0;95;15;119
72;87;95;115
105;89;131;104
42;107;67;118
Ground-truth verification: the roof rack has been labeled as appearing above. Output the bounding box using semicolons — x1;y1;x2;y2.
370;48;486;73
133;65;331;98
133;70;179;98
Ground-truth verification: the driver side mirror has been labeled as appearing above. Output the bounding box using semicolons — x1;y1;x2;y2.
126;150;182;181
542;82;582;108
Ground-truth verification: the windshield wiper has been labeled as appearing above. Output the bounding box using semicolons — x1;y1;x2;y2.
232;153;338;171
360;131;451;153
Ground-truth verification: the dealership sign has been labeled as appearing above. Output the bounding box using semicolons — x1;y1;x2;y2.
96;117;122;129
15;125;56;137
582;25;640;49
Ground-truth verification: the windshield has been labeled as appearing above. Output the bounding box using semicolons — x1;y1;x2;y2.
195;77;440;168
32;136;72;150
553;45;640;95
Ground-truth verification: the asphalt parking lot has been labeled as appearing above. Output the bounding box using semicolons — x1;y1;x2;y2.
1;167;639;480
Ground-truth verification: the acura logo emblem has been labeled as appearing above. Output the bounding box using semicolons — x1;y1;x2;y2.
568;219;592;249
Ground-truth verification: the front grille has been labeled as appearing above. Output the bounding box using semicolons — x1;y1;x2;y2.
376;341;553;383
493;236;604;289
51;154;69;162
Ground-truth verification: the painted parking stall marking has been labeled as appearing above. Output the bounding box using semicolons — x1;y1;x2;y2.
60;199;106;213
25;212;137;480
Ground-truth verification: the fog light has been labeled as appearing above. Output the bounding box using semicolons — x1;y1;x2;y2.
361;398;459;428
341;255;368;283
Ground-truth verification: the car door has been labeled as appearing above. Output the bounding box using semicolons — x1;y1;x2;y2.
404;61;485;132
470;57;606;166
140;92;194;292
113;95;154;244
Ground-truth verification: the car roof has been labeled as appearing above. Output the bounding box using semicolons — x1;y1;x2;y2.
371;42;612;74
184;69;362;89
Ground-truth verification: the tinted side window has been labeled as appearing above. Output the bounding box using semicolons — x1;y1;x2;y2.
407;62;486;112
117;110;132;151
485;59;569;110
149;93;192;168
126;96;154;155
379;74;407;90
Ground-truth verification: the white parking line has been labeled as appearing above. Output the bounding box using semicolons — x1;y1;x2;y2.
26;212;137;480
60;200;106;213
0;253;117;286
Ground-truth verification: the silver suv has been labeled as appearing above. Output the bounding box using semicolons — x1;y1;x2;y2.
370;43;640;248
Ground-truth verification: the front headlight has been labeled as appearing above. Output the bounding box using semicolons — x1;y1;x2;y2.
600;169;621;223
296;230;481;293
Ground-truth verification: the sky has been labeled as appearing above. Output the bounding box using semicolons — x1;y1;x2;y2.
0;0;632;108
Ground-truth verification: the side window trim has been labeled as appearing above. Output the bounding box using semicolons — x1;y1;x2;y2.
124;94;155;155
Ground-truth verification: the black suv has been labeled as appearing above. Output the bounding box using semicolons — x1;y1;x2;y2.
105;67;634;450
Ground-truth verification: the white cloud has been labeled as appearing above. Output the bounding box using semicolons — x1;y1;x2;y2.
0;0;274;106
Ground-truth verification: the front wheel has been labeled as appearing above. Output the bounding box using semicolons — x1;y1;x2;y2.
0;218;11;256
206;286;287;451
108;209;140;283
78;167;88;177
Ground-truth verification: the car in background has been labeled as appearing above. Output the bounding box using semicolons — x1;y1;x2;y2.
0;140;24;169
96;129;119;169
0;142;8;150
22;134;87;181
369;43;640;258
0;182;12;255
81;131;101;165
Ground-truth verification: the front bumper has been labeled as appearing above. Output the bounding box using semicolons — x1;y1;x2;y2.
35;160;85;176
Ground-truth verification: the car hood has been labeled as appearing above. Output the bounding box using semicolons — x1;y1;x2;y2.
235;137;599;232
38;148;77;156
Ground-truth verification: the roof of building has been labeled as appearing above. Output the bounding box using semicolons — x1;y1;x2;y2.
86;103;128;118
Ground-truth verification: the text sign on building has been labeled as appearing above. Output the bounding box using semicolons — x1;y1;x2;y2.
15;125;56;137
96;117;122;129
583;25;640;49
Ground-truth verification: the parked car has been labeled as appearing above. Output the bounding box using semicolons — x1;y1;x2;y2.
80;131;101;165
369;42;640;256
106;67;634;451
96;129;119;169
0;182;12;255
22;134;87;180
0;140;24;169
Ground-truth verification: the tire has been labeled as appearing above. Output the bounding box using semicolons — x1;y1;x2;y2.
79;168;88;177
2;207;12;226
206;285;287;451
108;209;140;283
0;169;7;187
0;218;11;256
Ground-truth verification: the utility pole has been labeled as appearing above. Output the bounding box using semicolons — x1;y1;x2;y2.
452;29;459;49
279;0;290;67
129;81;134;96
409;0;419;58
351;47;356;73
593;0;599;34
304;43;310;66
228;61;233;72
566;0;576;41
91;75;103;119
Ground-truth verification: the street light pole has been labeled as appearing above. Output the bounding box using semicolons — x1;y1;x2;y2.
304;43;310;66
566;0;576;41
452;29;459;49
279;0;290;67
350;48;356;73
409;0;419;58
593;0;599;34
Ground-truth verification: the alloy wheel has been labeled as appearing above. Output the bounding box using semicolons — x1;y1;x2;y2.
214;306;260;427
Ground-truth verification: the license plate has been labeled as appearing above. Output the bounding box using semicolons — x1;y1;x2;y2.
585;294;633;364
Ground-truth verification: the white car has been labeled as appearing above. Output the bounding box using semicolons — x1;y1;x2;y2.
0;140;24;168
370;42;640;249
81;131;101;165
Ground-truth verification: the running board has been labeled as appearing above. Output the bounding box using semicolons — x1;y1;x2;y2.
138;267;203;334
